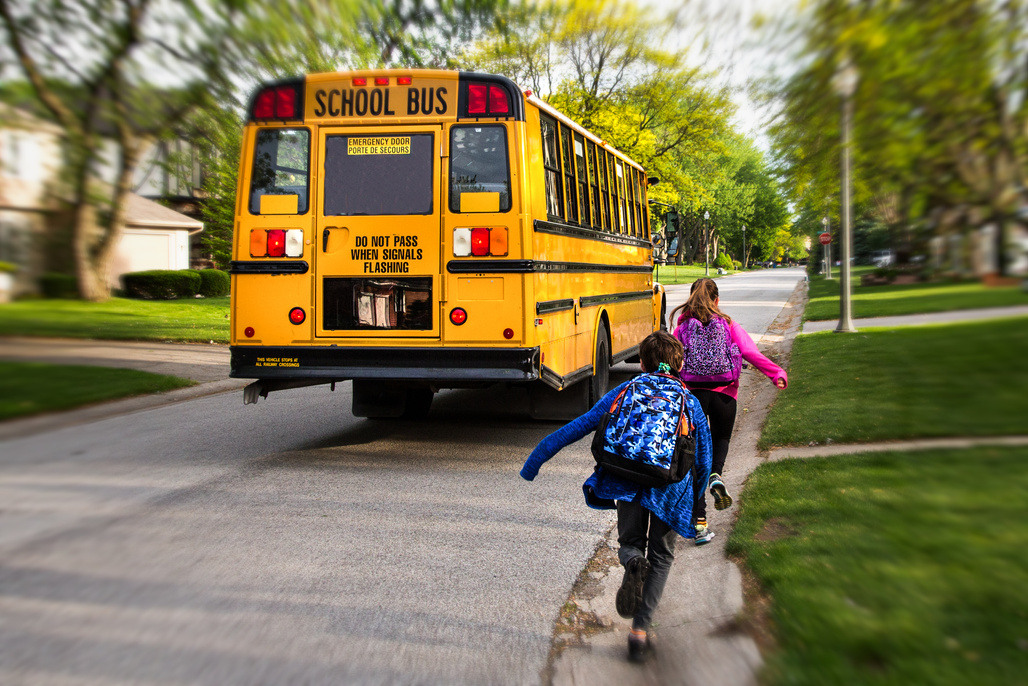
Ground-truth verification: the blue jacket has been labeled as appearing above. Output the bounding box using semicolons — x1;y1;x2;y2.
520;378;713;539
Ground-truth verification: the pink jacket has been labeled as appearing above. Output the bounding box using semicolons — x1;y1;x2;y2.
674;313;788;400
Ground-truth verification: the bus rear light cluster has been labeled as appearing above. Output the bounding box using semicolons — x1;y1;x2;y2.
250;229;303;257
467;83;510;115
252;84;301;120
453;227;508;257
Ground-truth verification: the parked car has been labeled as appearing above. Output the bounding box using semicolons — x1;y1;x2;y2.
871;249;894;267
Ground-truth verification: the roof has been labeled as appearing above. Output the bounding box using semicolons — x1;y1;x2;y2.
124;193;203;230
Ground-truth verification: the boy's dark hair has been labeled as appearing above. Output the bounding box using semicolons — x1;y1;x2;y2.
639;330;684;373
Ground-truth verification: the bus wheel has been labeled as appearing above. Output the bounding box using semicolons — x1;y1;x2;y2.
589;323;611;407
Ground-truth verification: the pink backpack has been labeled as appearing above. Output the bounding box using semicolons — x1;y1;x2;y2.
676;317;742;384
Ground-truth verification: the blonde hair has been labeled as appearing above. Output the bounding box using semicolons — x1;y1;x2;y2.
668;278;732;327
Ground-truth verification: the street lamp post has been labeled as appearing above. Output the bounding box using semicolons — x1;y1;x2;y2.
742;225;746;270
834;58;859;333
822;216;832;280
703;210;710;276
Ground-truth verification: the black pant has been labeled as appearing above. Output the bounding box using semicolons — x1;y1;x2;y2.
690;389;738;521
616;501;677;631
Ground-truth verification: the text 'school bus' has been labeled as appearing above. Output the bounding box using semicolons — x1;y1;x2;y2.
230;69;666;418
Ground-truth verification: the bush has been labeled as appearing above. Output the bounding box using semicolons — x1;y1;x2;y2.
121;269;201;299
714;253;733;270
40;273;79;299
732;259;742;270
197;269;230;297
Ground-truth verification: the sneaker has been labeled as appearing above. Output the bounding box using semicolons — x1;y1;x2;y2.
694;521;715;545
615;556;650;619
628;630;654;663
709;473;734;511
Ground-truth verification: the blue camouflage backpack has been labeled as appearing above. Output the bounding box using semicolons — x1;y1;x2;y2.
590;373;696;488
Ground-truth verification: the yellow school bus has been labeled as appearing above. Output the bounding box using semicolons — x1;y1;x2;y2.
230;69;665;418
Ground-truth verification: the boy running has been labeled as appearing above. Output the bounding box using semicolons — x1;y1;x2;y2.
520;331;712;662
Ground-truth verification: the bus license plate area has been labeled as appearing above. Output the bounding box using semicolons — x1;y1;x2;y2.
322;277;433;331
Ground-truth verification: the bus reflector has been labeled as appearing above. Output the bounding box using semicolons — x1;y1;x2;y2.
490;227;508;256
450;308;467;325
289;307;306;325
284;229;304;257
244;327;255;338
489;86;509;114
453;228;472;256
398;76;412;85
353;77;367;86
374;77;389;86
250;229;268;257
468;84;487;114
267;230;286;257
470;227;489;256
503;328;514;339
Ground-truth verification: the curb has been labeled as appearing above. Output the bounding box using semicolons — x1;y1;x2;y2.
0;378;249;441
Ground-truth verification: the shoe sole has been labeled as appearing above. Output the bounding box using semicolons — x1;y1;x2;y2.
695;532;716;546
615;557;650;619
711;482;733;510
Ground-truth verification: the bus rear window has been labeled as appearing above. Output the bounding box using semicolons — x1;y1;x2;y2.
248;128;310;215
323;134;434;216
449;125;511;213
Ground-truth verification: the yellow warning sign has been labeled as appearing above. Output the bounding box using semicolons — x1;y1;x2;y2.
347;136;411;155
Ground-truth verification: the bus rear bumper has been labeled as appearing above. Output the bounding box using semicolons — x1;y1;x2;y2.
230;345;541;383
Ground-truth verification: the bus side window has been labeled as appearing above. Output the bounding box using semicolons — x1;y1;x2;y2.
626;166;637;237
602;151;614;233
574;133;590;227
560;124;578;224
248;128;310;215
637;170;649;239
540;115;563;220
449;125;511;213
587;141;602;231
615;159;626;234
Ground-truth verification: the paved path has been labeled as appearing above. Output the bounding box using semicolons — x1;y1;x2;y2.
768;435;1028;461
801;304;1028;334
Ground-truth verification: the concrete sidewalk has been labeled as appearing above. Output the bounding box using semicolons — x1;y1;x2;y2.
550;280;807;686
800;304;1028;334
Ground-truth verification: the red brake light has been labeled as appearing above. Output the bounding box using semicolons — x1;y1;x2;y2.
468;83;487;114
254;90;275;119
398;76;412;85
488;85;509;114
267;229;286;257
353;77;367;87
470;227;489;256
450;308;468;326
374;77;389;86
289;307;306;325
274;87;296;118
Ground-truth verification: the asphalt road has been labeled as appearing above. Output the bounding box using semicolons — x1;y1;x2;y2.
0;268;804;686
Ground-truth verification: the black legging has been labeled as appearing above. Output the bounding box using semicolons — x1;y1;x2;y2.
690;388;738;521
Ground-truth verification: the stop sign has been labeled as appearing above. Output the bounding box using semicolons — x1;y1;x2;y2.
819;232;832;245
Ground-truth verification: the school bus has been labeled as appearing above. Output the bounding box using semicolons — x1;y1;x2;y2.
230;69;666;418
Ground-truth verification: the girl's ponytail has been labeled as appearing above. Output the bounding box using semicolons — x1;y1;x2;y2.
667;278;732;328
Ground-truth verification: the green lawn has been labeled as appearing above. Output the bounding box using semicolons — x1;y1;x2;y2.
728;447;1028;686
0;297;230;343
806;271;1028;321
0;361;195;421
760;317;1028;448
654;264;729;285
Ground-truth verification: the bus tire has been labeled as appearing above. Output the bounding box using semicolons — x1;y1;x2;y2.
589;322;611;407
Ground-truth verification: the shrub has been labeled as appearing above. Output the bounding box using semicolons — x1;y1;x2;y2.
732;259;742;270
714;253;733;270
197;269;230;297
40;273;79;299
121;269;201;299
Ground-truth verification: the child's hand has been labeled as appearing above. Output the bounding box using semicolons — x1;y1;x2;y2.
775;378;787;389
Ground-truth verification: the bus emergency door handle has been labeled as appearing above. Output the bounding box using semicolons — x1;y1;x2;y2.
322;227;331;251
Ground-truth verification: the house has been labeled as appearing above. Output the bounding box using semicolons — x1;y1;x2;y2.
0;103;205;297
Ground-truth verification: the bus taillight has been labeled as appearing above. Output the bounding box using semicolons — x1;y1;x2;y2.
267;230;286;257
453;227;507;257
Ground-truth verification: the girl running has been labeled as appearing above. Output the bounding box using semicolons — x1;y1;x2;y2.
669;278;788;544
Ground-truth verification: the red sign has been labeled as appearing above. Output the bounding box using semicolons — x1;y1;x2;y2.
819;232;832;245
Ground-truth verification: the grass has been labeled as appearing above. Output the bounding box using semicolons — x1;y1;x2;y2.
0;297;230;343
760;317;1028;448
0;361;195;421
727;446;1028;686
805;271;1028;321
654;264;729;285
